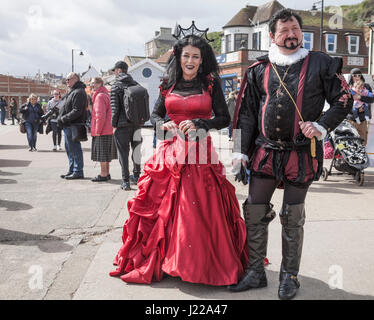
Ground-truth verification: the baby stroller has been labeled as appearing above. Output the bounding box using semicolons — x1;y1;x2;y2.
322;119;369;186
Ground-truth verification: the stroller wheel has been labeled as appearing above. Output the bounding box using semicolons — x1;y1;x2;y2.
322;167;328;181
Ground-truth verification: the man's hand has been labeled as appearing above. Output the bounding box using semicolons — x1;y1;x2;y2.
299;121;322;139
232;158;247;174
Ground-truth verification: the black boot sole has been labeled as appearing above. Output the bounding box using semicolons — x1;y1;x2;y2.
228;276;267;292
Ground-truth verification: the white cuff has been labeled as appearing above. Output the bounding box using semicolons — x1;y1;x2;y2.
232;152;249;162
313;122;327;141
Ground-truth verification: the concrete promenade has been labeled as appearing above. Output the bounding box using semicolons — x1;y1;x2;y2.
1;123;374;301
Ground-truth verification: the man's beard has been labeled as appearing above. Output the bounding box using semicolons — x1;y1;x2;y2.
277;38;301;50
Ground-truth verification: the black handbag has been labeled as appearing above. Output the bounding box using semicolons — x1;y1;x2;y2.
71;123;88;142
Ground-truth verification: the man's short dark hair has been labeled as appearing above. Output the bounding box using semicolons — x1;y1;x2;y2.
269;8;303;34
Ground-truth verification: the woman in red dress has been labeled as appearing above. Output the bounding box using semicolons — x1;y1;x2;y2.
109;33;248;286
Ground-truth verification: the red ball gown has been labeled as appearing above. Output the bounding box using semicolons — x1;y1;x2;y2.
110;84;248;286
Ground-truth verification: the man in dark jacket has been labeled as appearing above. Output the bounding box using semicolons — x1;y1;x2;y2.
228;9;352;300
57;72;87;180
0;96;7;125
110;61;142;191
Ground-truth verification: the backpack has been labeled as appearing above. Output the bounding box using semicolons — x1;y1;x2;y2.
123;83;150;125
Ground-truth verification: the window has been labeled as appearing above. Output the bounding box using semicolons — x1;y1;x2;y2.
303;32;314;51
225;34;232;53
252;32;261;50
142;68;152;78
234;34;248;51
326;34;337;53
348;35;359;54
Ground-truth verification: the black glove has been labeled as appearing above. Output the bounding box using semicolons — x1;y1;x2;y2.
57;118;63;129
234;164;250;185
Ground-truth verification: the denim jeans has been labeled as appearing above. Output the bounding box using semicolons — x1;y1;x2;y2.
0;109;5;124
24;122;38;148
228;122;233;139
63;127;84;175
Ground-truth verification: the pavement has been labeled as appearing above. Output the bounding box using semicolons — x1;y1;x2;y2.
1;122;374;301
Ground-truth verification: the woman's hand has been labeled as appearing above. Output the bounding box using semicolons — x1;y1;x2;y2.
179;120;196;135
161;121;178;131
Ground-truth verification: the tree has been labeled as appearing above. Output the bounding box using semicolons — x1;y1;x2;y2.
208;32;222;55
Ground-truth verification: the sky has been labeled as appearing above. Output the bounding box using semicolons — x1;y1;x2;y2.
0;0;365;77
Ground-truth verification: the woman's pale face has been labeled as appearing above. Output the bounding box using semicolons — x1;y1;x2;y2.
91;82;100;91
30;97;38;105
180;45;202;81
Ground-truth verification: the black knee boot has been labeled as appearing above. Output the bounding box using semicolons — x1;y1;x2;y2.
278;203;305;300
228;200;276;292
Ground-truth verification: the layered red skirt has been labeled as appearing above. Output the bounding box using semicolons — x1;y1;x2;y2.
109;134;248;286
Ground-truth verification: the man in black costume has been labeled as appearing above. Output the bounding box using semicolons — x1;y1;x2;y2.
229;9;352;299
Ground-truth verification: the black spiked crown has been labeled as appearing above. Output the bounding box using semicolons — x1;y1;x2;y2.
173;20;213;43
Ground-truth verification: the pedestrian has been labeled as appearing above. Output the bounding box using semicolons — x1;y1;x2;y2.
110;61;142;191
90;77;117;182
19;94;44;151
57;72;87;180
110;31;248;286
46;90;63;151
0;96;7;125
226;91;236;140
9;98;20;125
350;79;373;124
347;68;374;145
229;9;352;300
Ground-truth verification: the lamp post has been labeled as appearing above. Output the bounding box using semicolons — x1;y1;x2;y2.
369;22;374;75
71;49;84;72
311;0;324;52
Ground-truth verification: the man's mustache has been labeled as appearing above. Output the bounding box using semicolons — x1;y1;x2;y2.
277;38;301;50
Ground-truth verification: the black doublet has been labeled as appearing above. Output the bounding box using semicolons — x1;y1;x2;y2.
234;51;352;185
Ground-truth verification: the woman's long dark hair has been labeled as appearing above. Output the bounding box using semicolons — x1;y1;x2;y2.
162;35;220;90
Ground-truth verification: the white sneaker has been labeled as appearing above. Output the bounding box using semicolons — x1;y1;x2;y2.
53;145;57;151
57;145;62;151
356;117;361;124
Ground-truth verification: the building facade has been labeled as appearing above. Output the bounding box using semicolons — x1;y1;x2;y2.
219;0;369;95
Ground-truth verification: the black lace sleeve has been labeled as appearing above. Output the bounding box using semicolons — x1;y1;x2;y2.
191;78;230;131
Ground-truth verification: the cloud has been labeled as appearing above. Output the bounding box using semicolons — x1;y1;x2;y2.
0;0;364;77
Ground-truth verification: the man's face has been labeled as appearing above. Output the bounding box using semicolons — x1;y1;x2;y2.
66;74;78;88
270;16;303;54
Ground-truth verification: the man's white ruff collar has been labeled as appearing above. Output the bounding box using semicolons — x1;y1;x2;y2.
268;43;309;66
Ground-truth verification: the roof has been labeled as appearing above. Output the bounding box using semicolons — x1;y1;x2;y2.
124;56;146;67
252;0;284;24
223;5;257;28
155;49;173;65
128;58;165;73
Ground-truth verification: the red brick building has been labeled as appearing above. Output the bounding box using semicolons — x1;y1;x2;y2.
0;74;66;116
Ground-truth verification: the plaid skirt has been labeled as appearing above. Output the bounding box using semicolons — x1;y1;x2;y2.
91;135;118;162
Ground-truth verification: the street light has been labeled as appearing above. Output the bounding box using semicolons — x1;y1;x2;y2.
311;0;324;52
71;49;84;72
369;22;374;75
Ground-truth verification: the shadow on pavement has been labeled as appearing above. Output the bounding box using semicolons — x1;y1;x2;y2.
148;270;373;300
0;199;33;211
0;228;74;253
0;145;28;150
0;170;21;176
0;159;32;168
0;178;17;184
